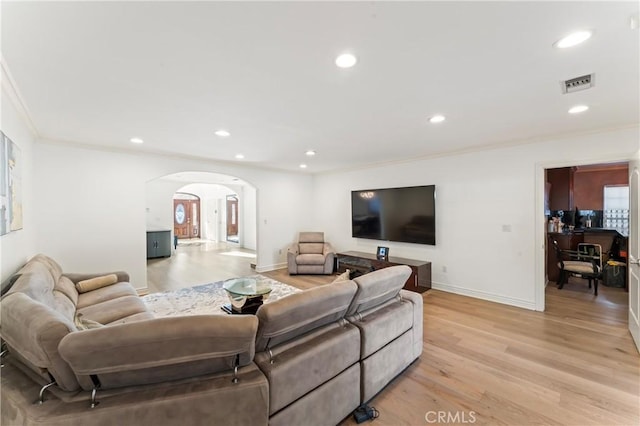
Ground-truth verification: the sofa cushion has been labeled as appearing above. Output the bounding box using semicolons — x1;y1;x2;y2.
298;243;324;255
74;313;104;330
7;262;57;307
54;276;78;306
295;253;326;265
76;282;138;309
28;254;64;283
254;323;360;415
106;311;155;325
350;297;413;358
75;274;118;293
360;329;414;402
347;265;411;316
77;295;149;324
255;280;357;352
53;291;76;321
298;232;324;243
268;363;360;426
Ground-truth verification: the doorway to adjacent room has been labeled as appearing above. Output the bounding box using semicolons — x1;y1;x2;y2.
538;160;632;342
145;172;258;290
226;195;239;243
173;193;200;240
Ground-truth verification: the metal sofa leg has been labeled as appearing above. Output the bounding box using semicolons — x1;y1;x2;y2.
38;381;56;405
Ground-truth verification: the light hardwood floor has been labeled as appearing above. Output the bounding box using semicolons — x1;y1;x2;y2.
146;240;258;293
147;250;639;425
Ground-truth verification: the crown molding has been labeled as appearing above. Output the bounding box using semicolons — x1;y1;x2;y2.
316;123;640;176
1;54;40;137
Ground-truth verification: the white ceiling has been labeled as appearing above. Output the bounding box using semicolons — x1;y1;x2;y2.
2;1;639;173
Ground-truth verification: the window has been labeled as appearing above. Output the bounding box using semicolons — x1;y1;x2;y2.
603;185;629;233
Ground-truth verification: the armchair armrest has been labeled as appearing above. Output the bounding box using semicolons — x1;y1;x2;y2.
287;242;299;256
59;315;258;390
64;271;130;284
323;243;335;256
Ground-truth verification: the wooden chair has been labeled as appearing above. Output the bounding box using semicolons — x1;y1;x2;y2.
552;240;602;295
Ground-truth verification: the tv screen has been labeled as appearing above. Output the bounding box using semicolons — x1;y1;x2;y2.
351;185;436;245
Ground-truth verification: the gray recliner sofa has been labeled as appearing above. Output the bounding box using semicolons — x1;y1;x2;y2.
1;254;422;426
0;254;269;426
287;231;335;275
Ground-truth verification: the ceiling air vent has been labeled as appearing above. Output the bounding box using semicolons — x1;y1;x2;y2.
561;73;595;94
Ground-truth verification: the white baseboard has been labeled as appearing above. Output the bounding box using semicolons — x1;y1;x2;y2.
431;281;536;311
255;262;287;273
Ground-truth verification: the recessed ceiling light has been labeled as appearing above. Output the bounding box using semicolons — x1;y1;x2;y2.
335;53;357;68
299;164;308;169
130;137;144;144
554;30;593;48
215;130;230;137
235;153;245;159
305;150;316;156
429;115;446;124
568;105;589;114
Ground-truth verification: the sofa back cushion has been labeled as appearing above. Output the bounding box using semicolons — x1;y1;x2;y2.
59;315;259;391
298;243;325;255
298;232;324;244
347;265;411;315
55;276;79;306
29;254;64;282
255;281;357;352
7;260;58;306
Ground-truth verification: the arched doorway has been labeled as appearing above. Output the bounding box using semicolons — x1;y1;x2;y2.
145;171;258;291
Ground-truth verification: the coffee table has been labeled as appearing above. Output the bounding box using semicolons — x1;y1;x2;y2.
221;277;273;315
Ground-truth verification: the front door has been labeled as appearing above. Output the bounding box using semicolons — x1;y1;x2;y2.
174;196;201;239
226;195;238;242
628;150;640;353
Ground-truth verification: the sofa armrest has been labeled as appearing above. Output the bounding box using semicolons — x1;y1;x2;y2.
58;315;258;390
323;243;335;256
287;242;299;255
64;271;130;284
287;243;299;274
399;289;424;361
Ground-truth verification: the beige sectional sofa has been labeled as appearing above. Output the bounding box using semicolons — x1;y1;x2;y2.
1;254;423;426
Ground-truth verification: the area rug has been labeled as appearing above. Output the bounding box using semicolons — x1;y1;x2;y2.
141;275;301;317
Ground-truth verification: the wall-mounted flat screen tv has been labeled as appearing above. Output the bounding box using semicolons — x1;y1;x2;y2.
351;185;436;245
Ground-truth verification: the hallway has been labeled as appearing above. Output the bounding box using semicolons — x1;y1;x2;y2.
146;240;256;293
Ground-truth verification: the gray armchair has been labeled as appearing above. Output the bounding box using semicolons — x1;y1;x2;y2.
287;232;335;275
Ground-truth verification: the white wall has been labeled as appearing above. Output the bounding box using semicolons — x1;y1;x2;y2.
243;185;257;250
34;141;313;289
146;179;183;232
0;86;36;282
313;126;640;310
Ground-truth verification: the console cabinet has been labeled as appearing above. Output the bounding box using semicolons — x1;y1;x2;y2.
336;251;431;293
147;230;172;259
